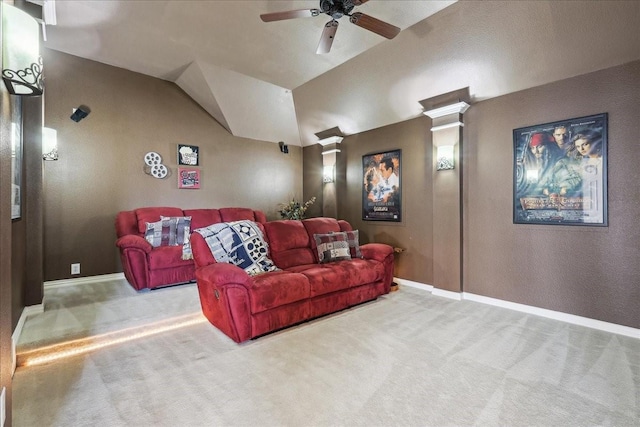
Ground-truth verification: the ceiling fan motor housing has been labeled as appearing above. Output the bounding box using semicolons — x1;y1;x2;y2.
320;0;356;20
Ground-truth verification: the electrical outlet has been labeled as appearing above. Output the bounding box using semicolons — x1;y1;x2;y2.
71;263;80;275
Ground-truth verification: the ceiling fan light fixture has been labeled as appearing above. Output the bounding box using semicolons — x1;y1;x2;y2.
261;0;400;54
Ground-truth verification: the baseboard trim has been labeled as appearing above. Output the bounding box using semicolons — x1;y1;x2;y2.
463;292;639;339
432;288;463;301
12;304;44;375
393;277;433;292
394;278;638;339
44;272;126;289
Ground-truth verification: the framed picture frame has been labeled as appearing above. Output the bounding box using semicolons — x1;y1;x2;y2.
11;97;23;220
513;113;608;226
178;167;200;189
177;144;199;166
362;149;401;222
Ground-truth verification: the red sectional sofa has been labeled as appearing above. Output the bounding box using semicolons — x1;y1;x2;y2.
190;217;394;343
115;207;266;291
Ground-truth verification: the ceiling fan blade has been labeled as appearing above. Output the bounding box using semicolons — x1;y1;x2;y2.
353;0;370;5
349;12;400;39
316;20;339;54
260;8;320;22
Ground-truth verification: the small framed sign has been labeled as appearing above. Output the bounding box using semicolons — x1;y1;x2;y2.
177;144;199;166
178;168;200;189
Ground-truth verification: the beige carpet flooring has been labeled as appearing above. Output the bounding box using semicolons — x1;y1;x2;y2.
13;277;640;427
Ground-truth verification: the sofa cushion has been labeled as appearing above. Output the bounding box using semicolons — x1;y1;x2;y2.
298;266;351;297
264;220;316;269
148;245;194;269
219;207;258;222
249;271;311;313
183;209;222;230
314;232;352;263
195;220;279;276
327;258;385;286
136;207;184;234
302;218;342;263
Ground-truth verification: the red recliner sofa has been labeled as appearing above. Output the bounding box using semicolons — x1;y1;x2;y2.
115;206;266;291
190;217;394;343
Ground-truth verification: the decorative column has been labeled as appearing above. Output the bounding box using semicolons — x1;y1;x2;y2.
318;136;342;218
423;100;469;298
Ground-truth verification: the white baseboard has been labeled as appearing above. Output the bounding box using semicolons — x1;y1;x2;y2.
394;278;639;339
432;288;463;301
12;272;126;373
393;277;433;292
463;292;639;340
44;272;125;289
12;303;44;375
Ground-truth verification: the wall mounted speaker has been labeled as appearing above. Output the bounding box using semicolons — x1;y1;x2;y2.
70;105;91;122
279;141;289;154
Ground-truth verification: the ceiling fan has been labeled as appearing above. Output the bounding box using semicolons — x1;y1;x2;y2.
260;0;401;54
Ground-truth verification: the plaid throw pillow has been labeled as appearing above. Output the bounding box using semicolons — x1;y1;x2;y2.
314;232;352;263
344;229;363;259
160;216;192;245
144;219;177;247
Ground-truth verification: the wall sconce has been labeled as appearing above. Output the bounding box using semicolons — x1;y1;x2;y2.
436;145;455;171
2;3;44;96
42;127;58;161
278;141;289;154
323;165;335;183
70;105;91;122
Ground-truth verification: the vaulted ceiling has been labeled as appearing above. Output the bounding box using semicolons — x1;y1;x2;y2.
40;0;640;146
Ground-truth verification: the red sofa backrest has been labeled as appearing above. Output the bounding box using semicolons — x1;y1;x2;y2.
115;207;267;238
301;217;343;263
264;220;316;269
183;209;223;230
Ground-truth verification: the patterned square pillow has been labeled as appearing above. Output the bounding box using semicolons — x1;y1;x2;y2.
144;219;177;247
160;216;192;245
195;220;279;276
344;229;363;259
314;232;352;263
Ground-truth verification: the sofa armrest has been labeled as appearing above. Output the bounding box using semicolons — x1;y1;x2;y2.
116;234;152;253
360;243;394;263
196;262;252;290
195;263;254;343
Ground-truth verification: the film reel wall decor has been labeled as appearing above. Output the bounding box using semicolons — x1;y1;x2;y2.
143;151;169;179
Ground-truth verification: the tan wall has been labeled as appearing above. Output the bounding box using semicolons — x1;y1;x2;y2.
464;60;640;329
42;49;303;281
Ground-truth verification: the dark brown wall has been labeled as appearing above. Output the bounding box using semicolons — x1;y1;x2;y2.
22;96;44;307
302;143;323;218
336;117;434;284
308;60;640;329
0;14;14;420
42;49;303;281
464;60;640;328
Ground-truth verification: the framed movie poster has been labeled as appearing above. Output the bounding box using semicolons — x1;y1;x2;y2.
513;113;607;226
362;149;401;222
178;168;200;189
177;144;199;166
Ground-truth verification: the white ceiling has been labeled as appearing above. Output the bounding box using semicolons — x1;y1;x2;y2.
41;0;640;146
